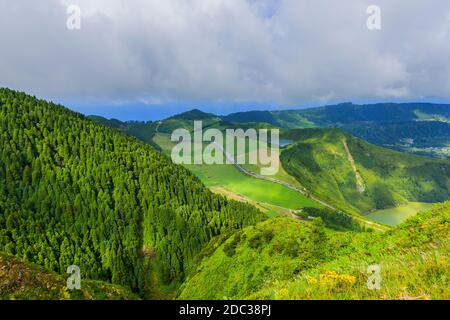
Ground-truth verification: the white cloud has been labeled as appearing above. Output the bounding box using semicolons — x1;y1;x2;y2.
0;0;449;106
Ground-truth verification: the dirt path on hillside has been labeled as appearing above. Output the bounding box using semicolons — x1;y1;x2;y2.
342;139;366;193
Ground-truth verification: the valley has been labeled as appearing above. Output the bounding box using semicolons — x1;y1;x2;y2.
152;132;322;216
93;108;449;229
2;1;450;303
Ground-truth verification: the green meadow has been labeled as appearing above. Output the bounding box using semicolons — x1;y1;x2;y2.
152;133;321;211
188;163;320;210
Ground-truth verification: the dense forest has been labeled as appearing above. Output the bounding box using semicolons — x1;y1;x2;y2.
343;121;450;148
0;88;264;297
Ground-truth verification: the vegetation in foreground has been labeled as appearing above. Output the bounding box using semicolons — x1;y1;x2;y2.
179;203;449;300
0;253;137;300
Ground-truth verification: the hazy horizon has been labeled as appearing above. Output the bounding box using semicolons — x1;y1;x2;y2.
68;97;450;121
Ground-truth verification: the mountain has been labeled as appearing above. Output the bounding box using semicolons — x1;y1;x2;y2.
225;102;450;128
87;115;128;130
0;88;264;298
169;109;218;121
342;121;450;159
87;116;160;150
0;253;137;300
92;103;450;160
179;202;449;300
156;109;227;134
280;128;450;214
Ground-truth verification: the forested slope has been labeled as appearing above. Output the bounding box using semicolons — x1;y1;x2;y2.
0;88;264;297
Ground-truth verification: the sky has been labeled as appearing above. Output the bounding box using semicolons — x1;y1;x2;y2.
1;0;450;120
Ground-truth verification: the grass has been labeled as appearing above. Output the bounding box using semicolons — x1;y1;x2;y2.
186;162;319;210
210;187;292;218
366;202;434;226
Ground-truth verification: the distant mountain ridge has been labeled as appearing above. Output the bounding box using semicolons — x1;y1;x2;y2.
91;102;450;159
224;102;450;128
91;102;450;130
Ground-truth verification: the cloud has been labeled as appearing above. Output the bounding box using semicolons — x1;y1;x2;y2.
0;0;449;107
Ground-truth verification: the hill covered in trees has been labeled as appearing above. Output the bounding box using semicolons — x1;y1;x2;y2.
179;202;449;300
280;128;450;214
0;88;264;298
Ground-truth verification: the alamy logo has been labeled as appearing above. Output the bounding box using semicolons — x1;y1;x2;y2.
367;264;381;290
171;121;280;176
67;265;81;290
66;5;81;30
367;5;382;30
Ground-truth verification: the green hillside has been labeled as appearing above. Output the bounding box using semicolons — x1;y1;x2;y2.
0;253;137;300
0;88;264;298
224;104;450;158
280;128;450;214
179;202;450;300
